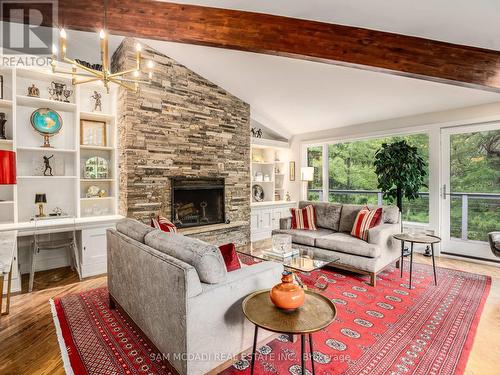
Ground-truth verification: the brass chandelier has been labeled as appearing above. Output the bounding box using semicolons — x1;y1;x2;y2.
50;1;153;93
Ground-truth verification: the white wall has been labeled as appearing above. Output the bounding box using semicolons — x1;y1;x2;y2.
288;101;500;248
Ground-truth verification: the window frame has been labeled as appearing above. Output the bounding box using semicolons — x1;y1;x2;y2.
302;129;431;225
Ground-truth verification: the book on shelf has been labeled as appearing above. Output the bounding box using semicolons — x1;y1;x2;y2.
262;248;299;260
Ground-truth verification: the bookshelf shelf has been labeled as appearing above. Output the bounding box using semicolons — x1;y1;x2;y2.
1;67;118;224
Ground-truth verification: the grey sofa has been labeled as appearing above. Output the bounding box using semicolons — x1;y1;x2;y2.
272;201;401;286
107;218;283;375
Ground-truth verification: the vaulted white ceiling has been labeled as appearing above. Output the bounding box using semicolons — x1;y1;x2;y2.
141;40;500;137
60;1;500;137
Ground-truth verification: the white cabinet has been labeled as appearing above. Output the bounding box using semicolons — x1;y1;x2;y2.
251;202;296;241
272;210;282;230
260;209;273;231
81;226;112;277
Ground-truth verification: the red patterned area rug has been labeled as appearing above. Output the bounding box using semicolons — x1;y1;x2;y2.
51;262;490;375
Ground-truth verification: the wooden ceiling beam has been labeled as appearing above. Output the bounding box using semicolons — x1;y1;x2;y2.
32;1;500;91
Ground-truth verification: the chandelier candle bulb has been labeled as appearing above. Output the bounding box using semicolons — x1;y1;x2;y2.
100;30;108;70
60;29;66;59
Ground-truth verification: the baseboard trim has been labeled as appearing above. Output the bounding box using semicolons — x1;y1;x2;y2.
441;251;500;264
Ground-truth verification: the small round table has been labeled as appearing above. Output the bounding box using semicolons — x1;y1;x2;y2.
242;289;336;375
393;233;441;289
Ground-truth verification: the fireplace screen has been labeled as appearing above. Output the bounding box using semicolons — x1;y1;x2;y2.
171;178;225;228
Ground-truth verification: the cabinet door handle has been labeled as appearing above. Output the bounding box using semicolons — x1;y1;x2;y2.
83;246;86;251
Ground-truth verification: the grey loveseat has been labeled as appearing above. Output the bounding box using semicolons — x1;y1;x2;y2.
107;219;283;375
272;201;401;286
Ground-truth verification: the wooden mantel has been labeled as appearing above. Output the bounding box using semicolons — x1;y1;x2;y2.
8;0;500;91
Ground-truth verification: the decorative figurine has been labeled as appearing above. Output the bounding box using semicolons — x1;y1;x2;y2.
27;84;40;97
91;91;102;112
50;207;63;216
251;127;263;138
63;88;73;102
285;191;291;201
43;155;54;176
98;189;107;198
0;112;7;140
49;81;66;101
86;185;100;198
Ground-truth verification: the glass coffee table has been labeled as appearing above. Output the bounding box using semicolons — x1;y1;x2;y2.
237;241;339;290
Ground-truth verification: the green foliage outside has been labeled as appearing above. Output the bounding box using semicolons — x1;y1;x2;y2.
449;131;500;241
308;134;429;223
307;130;500;242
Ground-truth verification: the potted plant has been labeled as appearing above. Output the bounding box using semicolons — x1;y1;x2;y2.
373;140;427;216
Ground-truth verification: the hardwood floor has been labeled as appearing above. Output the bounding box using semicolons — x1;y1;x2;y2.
0;268;106;375
0;255;498;375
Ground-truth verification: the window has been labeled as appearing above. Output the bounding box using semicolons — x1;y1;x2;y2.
306;133;430;223
306;146;323;201
449;129;500;241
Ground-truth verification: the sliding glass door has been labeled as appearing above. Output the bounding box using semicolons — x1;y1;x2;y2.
440;123;500;261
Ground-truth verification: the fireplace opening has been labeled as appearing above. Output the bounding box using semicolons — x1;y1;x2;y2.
171;178;225;228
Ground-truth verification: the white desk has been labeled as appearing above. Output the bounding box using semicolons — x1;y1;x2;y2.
0;215;123;293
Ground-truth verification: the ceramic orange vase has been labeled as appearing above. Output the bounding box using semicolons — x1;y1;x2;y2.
270;271;305;311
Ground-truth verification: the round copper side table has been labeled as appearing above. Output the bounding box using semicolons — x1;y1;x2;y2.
393;233;441;289
242;289;336;375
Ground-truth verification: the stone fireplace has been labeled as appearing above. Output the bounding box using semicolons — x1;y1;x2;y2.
171;178;225;228
113;38;251;245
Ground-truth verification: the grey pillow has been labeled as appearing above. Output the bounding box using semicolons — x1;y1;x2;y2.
144;230;227;284
382;206;399;224
338;204;364;232
116;218;156;243
367;205;400;224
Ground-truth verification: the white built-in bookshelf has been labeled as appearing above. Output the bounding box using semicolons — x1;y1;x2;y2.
0;66;118;225
251;139;290;203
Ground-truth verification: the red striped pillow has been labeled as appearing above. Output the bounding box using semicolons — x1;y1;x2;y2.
290;205;317;231
151;215;178;233
351;207;382;241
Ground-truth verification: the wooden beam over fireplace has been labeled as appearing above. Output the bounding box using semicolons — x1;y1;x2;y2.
18;1;500;91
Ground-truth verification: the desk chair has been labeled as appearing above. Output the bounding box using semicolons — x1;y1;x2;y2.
29;217;81;292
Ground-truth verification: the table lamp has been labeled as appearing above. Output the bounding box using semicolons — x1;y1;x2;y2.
35;193;47;217
0;150;16;201
300;167;314;200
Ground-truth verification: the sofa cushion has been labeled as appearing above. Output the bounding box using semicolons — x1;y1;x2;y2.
144;231;227;284
315;232;381;258
338;204;364;232
151;215;178;233
383;206;399;224
299;201;342;231
272;228;334;247
116;218;156;243
368;205;399;224
351;207;382;241
290;205;318;230
219;243;241;272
